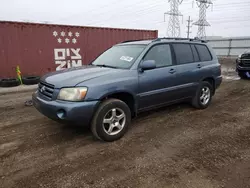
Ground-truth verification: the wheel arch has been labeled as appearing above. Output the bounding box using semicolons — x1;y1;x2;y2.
99;90;137;117
202;77;215;95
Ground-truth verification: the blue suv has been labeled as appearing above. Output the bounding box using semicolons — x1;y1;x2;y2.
32;38;222;142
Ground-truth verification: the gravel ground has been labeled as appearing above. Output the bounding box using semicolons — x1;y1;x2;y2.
1;60;250;188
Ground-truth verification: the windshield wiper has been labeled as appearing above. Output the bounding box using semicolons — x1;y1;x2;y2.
95;64;117;69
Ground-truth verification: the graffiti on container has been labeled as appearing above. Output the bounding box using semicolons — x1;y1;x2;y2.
53;31;82;70
54;48;82;71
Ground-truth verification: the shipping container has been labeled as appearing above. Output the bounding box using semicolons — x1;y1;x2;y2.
0;21;158;78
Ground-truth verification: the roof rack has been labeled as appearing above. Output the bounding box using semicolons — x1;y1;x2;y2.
121;39;149;43
153;37;207;43
121;37;207;44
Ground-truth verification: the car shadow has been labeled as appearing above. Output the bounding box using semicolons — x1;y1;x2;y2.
134;102;193;123
47;102;193;144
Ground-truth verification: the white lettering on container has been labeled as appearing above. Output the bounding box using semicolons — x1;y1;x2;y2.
54;48;83;70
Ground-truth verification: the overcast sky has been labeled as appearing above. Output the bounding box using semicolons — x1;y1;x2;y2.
0;0;249;38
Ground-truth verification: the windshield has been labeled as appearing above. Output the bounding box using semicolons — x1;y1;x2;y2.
92;45;145;69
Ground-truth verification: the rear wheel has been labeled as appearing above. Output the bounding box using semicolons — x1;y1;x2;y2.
192;81;213;109
91;99;131;142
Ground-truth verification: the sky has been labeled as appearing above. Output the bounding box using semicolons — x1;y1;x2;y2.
0;0;250;38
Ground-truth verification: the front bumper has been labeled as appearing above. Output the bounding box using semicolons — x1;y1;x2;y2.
32;91;99;126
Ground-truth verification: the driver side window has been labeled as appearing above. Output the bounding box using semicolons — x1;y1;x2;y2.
144;44;173;68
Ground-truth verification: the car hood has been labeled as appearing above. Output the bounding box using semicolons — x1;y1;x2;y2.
41;65;124;88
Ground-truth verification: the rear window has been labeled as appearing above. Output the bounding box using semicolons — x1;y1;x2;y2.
173;44;194;64
195;44;212;61
191;45;200;62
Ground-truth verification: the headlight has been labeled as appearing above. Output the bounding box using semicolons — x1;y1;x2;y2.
57;87;87;101
238;54;242;58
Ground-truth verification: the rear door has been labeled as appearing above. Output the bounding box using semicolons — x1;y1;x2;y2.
171;43;200;99
194;44;214;79
138;44;179;110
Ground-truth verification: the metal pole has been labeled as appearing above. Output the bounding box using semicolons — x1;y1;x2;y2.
228;39;233;57
186;16;193;38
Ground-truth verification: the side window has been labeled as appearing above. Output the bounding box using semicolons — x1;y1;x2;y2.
173;44;194;64
144;44;172;68
191;45;200;62
195;44;212;61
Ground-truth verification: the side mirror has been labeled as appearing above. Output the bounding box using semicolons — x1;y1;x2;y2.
140;60;156;71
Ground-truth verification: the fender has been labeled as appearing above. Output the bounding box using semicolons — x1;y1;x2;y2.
98;89;139;115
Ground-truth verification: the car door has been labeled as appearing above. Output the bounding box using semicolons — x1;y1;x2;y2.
194;44;214;79
171;43;200;99
138;44;179;111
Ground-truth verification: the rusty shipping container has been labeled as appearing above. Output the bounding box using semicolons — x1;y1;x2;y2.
0;21;158;78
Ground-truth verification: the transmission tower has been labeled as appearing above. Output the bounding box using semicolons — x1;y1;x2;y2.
193;0;213;39
164;0;183;38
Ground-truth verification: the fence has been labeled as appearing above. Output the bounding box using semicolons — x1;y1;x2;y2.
207;37;250;57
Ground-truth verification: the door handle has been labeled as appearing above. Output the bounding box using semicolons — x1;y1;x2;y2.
197;64;202;68
169;69;176;74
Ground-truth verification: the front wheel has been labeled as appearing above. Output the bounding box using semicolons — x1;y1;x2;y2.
91;99;131;142
192;81;213;109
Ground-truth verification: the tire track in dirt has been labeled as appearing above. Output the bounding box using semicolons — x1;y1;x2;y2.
1;72;250;187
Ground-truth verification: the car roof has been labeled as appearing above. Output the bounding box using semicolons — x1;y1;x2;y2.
117;38;208;46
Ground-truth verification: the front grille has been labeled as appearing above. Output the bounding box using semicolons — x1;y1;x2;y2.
242;59;250;65
38;81;55;100
239;54;250;67
241;54;250;64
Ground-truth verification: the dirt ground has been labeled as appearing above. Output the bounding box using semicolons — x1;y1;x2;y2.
1;59;250;188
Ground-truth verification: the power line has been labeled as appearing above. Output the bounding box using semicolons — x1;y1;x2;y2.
54;0;250;35
58;0;119;21
213;2;250;7
212;19;250;23
85;0;165;26
87;2;250;27
60;0;250;27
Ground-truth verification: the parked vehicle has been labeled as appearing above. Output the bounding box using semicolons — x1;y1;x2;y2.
32;38;222;142
236;50;250;79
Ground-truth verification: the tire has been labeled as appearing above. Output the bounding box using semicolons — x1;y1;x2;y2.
0;78;21;87
22;76;40;85
192;81;213;109
91;98;131;142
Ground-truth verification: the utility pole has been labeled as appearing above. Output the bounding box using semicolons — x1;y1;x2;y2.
193;0;213;39
186;16;193;38
164;0;183;38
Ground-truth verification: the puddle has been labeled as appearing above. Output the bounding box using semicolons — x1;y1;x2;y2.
222;75;240;81
221;66;240;81
221;67;235;72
